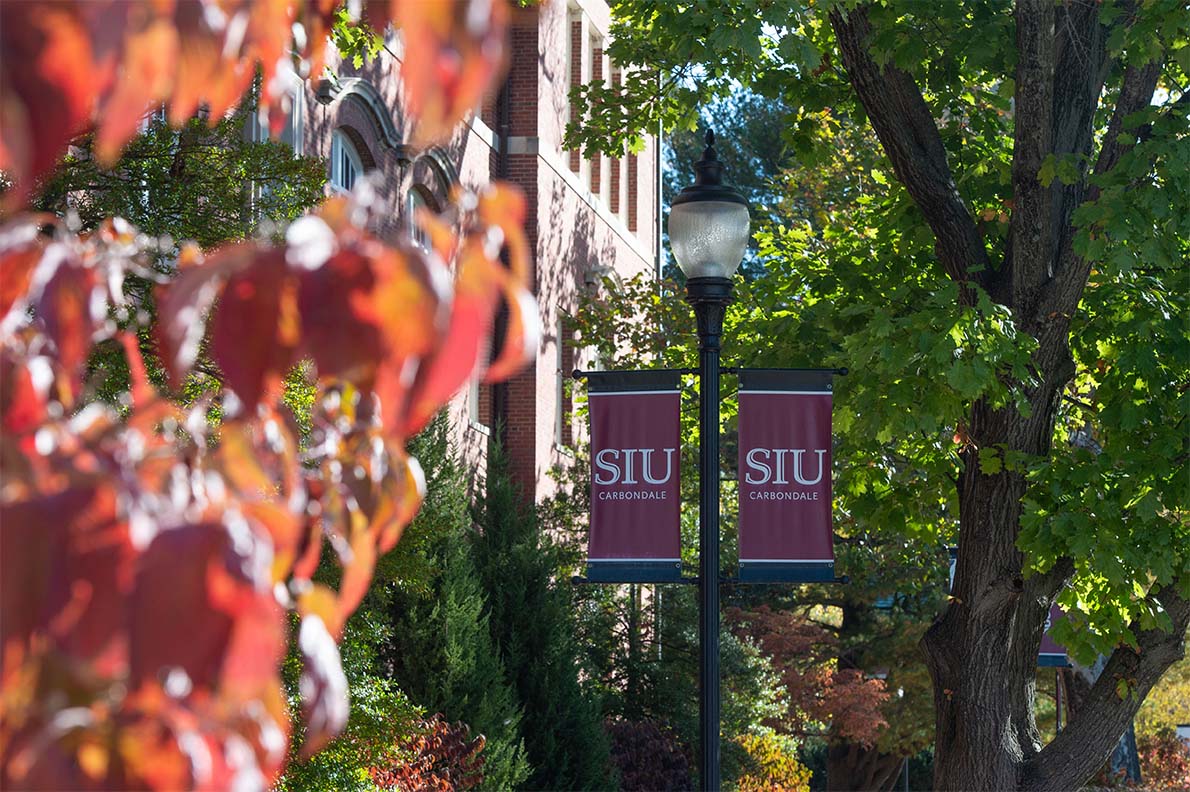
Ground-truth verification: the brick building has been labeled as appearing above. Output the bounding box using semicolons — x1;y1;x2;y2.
286;0;660;501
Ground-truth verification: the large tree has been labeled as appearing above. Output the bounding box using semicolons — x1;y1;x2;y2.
572;1;1190;789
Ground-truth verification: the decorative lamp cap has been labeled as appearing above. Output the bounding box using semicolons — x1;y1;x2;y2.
671;129;748;208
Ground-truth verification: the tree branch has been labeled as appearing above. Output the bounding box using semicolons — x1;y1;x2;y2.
1021;581;1190;791
999;0;1122;314
1010;0;1055;316
1037;58;1161;324
828;5;988;301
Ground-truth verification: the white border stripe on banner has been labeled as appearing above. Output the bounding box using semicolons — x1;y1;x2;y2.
589;391;679;396
738;390;832;395
587;557;682;563
739;558;834;563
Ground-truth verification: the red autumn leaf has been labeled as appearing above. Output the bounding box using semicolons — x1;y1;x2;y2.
401;239;501;436
217;588;287;712
395;0;511;146
43;486;133;677
401;182;539;435
376;448;426;553
94;15;178;164
336;524;379;630
0;3;109;207
118;332;154;409
154;245;242;387
1;0;532;786
169;2;247;128
243;501;306;584
0;495;70;680
0;351;48;439
129;521;248;692
1;711;113;792
476;182;530;282
296;247;390;384
484;285;541;383
209;249;296;409
0;220;48;326
1;485;131;680
36;249;100;402
291;512;326;583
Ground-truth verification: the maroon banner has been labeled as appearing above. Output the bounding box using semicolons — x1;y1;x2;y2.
737;369;834;582
587;370;682;582
1039;604;1070;667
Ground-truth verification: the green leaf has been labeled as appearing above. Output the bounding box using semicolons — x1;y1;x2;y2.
978;447;1002;475
1038;155;1057;188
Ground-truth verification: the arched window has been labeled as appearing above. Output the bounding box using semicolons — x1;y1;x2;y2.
330;129;364;192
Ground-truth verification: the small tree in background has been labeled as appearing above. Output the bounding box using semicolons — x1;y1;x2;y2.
470;444;617;791
371;714;486;792
604;718;693;791
383;421;530;791
33;94;325;250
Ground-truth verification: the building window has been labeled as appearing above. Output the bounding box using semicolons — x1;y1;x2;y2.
468;330;492;429
247;85;303;155
407;188;432;252
556;316;575;448
330;129;363;192
567;5;583;174
589;33;605;200
279;88;304;155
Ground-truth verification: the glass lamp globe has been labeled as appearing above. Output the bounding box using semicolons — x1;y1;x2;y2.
668;130;751;280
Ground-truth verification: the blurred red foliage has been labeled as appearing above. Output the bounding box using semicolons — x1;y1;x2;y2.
0;2;535;789
0;0;507;207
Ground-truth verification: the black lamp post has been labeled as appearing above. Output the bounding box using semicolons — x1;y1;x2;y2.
669;129;751;791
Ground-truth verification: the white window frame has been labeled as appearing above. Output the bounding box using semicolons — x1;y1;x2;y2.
330;129;363;193
407;188;432;253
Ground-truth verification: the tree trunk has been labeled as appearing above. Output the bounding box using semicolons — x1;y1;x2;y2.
826;742;902;792
828;2;1190;789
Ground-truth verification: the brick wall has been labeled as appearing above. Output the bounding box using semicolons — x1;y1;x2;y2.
301;0;658;504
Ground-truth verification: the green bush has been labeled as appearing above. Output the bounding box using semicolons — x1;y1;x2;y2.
472;444;616;790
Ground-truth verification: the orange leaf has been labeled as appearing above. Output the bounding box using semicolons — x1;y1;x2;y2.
0;3;108;206
118;332;153;409
483;283;541;383
336;525;378;629
395;0;511;146
0;222;47;327
94;17;178;165
377;449;426;553
209;250;296;409
218;589;287;709
400;239;500;435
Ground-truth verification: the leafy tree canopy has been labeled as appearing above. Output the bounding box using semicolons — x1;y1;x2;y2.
570;1;1188;788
